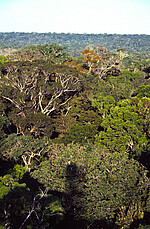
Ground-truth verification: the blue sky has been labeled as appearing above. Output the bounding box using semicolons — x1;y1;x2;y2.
0;0;150;34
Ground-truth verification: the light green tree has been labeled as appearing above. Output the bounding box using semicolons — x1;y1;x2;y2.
0;55;8;64
35;43;71;64
95;97;149;157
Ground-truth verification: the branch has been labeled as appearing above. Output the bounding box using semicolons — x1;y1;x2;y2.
2;95;22;110
18;208;34;229
19;189;48;229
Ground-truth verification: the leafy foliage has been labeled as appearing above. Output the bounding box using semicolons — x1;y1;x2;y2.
0;42;150;228
0;60;82;118
0;55;8;64
35;43;72;64
0;134;50;170
0;164;26;199
0;115;10;139
95;97;149;157
0;32;150;55
0;170;64;229
31;143;150;227
136;85;150;98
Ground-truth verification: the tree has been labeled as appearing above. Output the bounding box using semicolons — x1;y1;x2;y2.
0;116;9;140
8;46;44;62
0;134;50;171
35;43;71;64
81;49;101;74
54;113;76;137
31;143;150;228
0;61;82;117
89;93;116;118
0;164;26;199
107;70;147;101
60;122;98;144
84;46;123;78
53;96;102;144
95;97;149;157
136;85;150;98
9;111;54;137
0;55;8;64
0;165;64;229
90;69;149;103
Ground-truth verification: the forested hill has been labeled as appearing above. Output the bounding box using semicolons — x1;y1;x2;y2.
0;32;150;56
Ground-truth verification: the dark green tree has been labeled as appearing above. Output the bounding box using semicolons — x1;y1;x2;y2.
31;143;150;228
0;134;50;171
0;164;64;229
0;116;10;140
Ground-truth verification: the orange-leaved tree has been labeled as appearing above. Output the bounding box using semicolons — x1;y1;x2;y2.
82;49;102;74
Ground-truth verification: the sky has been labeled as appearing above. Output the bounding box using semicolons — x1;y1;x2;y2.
0;0;150;35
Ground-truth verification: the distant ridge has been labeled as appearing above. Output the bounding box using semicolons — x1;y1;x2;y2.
0;32;150;56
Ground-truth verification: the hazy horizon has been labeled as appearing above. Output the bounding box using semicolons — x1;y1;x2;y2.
0;31;150;35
